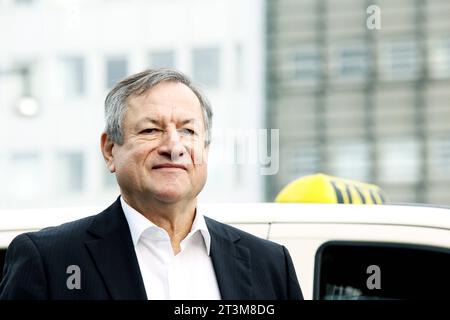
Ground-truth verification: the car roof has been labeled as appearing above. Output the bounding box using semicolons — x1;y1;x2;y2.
201;203;450;230
0;203;449;232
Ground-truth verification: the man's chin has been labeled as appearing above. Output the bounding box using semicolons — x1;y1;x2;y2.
153;190;186;204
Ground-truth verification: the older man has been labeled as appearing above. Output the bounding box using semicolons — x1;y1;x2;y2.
0;69;303;300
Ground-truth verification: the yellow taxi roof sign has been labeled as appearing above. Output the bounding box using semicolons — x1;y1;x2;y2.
275;173;387;204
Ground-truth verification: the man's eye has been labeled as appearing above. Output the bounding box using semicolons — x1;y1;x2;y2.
140;128;160;134
179;128;195;135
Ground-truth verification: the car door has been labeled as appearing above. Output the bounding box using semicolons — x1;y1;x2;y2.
269;222;450;299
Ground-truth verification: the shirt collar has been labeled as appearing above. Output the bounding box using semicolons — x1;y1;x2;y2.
190;205;211;255
120;196;211;255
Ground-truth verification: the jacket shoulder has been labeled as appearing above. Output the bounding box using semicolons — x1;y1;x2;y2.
26;214;96;242
10;214;98;256
204;216;285;252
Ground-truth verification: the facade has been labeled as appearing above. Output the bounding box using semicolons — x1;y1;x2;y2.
266;0;450;204
0;0;266;209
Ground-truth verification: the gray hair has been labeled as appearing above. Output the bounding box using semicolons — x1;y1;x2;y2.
104;68;213;146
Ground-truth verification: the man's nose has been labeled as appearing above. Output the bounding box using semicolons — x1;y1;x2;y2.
157;129;185;161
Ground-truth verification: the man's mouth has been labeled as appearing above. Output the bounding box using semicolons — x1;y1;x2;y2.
152;163;187;170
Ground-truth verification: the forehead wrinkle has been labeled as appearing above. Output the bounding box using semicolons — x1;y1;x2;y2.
126;87;204;131
135;115;198;129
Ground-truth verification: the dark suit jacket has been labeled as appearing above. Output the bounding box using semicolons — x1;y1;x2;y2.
0;198;303;300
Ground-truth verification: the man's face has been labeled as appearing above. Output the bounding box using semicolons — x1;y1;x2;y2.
107;81;209;205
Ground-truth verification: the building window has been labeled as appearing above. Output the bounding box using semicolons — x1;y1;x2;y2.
378;138;421;184
56;152;84;193
15;0;34;4
106;57;128;89
287;145;319;178
10;153;41;199
62;56;85;97
379;41;420;80
331;45;369;81
234;43;246;90
327;142;371;182
292;48;321;84
429;39;450;79
192;47;220;88
429;136;450;181
150;50;175;69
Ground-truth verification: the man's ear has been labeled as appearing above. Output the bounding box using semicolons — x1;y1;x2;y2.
100;132;116;173
204;144;210;160
201;144;210;164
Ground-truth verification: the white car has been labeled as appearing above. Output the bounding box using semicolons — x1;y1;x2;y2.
1;202;449;299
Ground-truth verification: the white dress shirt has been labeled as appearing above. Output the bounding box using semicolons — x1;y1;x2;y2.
120;197;222;300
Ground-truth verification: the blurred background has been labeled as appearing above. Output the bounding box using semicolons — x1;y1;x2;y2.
0;0;449;209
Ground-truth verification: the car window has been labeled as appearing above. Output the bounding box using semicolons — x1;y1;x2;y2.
0;248;6;283
314;241;450;300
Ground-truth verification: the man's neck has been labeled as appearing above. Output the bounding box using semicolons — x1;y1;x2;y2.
121;194;197;254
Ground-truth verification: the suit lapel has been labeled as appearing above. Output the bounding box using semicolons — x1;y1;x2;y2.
205;217;253;299
85;198;147;300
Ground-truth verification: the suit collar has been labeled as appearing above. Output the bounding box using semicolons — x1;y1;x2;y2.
85;197;147;300
84;198;253;300
205;217;253;299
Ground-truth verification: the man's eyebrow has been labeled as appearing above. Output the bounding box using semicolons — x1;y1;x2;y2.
136;117;160;126
180;119;196;125
136;117;197;126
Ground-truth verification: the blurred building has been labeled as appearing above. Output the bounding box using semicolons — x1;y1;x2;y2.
0;0;265;208
266;0;450;204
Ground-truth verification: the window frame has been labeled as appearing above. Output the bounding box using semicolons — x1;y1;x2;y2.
313;240;450;300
